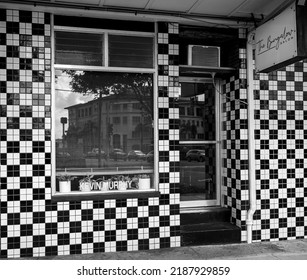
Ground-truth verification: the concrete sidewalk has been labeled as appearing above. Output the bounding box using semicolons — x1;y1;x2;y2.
36;239;307;260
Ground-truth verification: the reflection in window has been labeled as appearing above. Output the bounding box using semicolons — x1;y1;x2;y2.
179;144;216;200
132;116;141;125
113;116;120;124
179;83;215;141
112;103;120;111
55;71;154;193
178;82;217;201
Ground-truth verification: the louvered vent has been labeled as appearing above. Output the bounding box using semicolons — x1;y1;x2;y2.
55;31;103;66
109;35;153;68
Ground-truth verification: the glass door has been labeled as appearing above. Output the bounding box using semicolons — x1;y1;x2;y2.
178;78;221;208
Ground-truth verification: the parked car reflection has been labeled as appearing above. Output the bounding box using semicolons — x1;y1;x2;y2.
186;149;206;162
56;151;71;158
127;150;146;161
86;148;107;159
109;148;127;161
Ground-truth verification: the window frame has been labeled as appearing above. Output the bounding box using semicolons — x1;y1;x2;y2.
51;21;159;198
54;25;156;72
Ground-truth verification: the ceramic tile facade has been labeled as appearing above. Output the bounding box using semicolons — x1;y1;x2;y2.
0;9;53;258
222;30;249;242
1;6;307;259
222;28;307;242
0;9;180;259
156;21;181;248
252;60;307;242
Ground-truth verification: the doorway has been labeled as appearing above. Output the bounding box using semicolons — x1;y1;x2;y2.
178;78;221;208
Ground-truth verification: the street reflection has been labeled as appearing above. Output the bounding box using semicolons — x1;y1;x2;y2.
55;70;154;174
179;144;216;200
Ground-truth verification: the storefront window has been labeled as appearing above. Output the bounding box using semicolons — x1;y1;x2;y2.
54;70;154;194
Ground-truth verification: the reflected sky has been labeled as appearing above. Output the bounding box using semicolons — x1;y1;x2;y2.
54;70;92;139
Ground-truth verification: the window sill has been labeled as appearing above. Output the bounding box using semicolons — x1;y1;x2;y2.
52;189;160;202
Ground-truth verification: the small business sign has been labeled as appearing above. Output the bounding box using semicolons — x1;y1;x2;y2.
254;2;307;73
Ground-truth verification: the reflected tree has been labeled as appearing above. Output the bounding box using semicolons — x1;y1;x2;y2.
64;71;153;167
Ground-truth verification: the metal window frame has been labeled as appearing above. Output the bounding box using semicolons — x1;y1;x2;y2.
54;25;156;71
51;15;158;196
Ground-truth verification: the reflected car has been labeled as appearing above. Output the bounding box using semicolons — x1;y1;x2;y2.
86;148;106;159
186;149;206;162
109;148;127;161
146;150;154;162
127;150;146;161
56;152;71;158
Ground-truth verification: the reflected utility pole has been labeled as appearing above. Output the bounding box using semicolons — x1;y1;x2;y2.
98;92;103;168
60;117;67;139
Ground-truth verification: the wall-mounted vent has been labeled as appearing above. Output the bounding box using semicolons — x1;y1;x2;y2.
188;45;220;67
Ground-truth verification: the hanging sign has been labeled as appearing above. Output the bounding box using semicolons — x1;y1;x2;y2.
254;2;307;73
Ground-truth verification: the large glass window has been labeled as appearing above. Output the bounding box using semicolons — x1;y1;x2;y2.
54;27;155;195
54;70;154;194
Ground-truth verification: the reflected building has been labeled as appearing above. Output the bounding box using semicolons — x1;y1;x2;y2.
179;86;216;142
179;97;206;141
64;93;153;156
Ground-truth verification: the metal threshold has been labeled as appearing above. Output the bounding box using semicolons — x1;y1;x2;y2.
180;205;224;214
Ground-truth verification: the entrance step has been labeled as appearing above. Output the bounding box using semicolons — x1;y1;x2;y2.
181;207;241;246
181;207;231;224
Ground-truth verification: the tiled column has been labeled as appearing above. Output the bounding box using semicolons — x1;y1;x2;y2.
221;28;249;242
157;22;181;248
0;9;52;258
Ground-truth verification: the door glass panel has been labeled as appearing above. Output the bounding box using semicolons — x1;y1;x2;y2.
179;83;215;141
180;144;216;201
179;81;218;204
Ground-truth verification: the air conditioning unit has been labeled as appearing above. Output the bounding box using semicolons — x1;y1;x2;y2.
188;45;220;67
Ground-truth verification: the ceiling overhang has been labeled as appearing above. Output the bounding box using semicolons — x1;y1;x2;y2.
0;0;297;29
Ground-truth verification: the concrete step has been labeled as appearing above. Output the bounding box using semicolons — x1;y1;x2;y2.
180;207;241;246
181;222;241;246
181;206;231;225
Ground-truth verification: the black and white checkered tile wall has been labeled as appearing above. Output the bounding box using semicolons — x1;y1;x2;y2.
252;60;307;242
0;9;180;259
2;7;307;259
222;28;249;242
222;28;307;242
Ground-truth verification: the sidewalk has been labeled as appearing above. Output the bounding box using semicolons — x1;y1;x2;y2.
36;239;307;260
